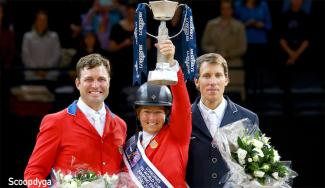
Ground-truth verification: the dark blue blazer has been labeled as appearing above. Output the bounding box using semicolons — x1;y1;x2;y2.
186;96;259;188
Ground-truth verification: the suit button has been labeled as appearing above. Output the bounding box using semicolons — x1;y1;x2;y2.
211;173;218;179
102;162;106;166
212;158;218;163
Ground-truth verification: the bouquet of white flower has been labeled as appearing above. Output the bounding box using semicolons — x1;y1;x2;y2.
214;118;297;188
50;156;137;188
51;169;119;188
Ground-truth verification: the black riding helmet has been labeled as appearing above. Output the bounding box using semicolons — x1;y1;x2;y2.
134;82;172;109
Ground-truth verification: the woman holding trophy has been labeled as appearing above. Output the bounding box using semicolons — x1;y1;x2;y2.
123;39;192;188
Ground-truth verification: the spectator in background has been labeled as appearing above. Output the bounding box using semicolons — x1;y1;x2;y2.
72;29;105;67
0;2;15;118
22;10;61;80
234;0;272;103
107;2;135;86
279;0;310;68
0;2;15;70
282;0;311;14
278;0;310;113
81;0;123;50
201;0;247;101
107;2;137;137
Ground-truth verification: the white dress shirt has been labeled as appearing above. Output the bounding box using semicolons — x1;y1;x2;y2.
198;97;227;137
77;98;106;136
140;131;157;149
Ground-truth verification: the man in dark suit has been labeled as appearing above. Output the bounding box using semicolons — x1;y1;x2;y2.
186;53;259;188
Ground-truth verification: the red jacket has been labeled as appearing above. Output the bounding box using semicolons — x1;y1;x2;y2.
24;102;127;187
143;70;192;188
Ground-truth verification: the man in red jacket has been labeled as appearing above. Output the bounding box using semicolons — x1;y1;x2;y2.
24;54;127;187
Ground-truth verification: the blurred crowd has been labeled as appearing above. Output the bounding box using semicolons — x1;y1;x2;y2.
0;0;323;131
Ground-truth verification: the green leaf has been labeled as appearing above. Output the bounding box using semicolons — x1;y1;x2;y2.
254;131;261;139
238;136;245;149
231;152;238;161
247;162;259;172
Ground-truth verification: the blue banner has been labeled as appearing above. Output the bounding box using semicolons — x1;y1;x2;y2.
181;5;197;81
133;4;147;85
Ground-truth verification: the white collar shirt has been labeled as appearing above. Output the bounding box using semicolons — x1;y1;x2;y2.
77;98;106;136
198;97;227;137
140;131;157;149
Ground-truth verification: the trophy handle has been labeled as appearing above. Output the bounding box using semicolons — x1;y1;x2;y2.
141;3;159;40
169;4;187;39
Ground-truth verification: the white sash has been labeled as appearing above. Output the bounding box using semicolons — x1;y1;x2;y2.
123;134;173;188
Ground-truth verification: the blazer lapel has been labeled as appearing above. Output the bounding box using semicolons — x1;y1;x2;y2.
102;107;113;138
220;96;239;127
73;108;100;136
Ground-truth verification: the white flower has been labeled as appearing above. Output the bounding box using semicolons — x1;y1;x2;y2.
59;171;64;181
253;148;264;158
103;173;119;185
248;158;253;163
252;155;259;162
62;181;78;188
252;139;264;149
261;134;270;144
261;164;270;171
111;174;118;181
237;148;247;165
253;170;265;178
238;158;245;165
63;174;73;182
236;150;247;165
272;172;279;180
70;181;78;188
81;181;90;186
273;150;280;162
242;136;251;145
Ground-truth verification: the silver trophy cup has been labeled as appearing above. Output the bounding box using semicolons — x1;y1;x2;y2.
144;0;186;85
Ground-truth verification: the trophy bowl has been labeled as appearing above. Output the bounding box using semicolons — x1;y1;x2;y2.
149;0;178;21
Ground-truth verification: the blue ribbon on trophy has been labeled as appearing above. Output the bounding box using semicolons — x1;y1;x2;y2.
133;1;197;85
133;3;147;85
180;5;197;81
